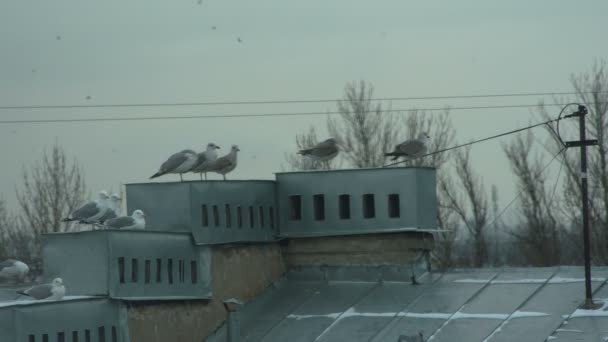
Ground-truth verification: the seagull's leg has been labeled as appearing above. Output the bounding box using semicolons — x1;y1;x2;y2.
204;173;208;180
199;173;203;181
180;173;184;182
223;174;226;181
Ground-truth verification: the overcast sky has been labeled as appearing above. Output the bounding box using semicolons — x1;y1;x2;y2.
1;0;607;214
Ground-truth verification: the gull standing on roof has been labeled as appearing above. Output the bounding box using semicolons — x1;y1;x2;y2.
0;259;29;281
105;210;146;229
190;143;221;180
209;145;240;180
62;191;110;223
150;149;198;182
297;138;339;162
385;132;430;161
98;193;121;223
17;278;65;300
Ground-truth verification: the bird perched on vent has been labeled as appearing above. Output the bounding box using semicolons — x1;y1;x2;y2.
190;142;221;180
209;145;240;180
98;193;121;224
398;331;424;342
0;259;29;281
17;278;65;300
105;210;146;230
297;138;339;162
385;132;430;161
150;149;198;182
62;190;110;223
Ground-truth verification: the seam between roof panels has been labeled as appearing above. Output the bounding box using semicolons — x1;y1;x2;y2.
479;268;559;342
367;272;445;342
426;271;502;341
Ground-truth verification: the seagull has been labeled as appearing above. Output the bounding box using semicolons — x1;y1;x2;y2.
209;145;240;180
237;37;242;43
62;191;110;223
105;210;146;229
150;149;198;182
98;193;121;223
398;331;424;342
17;278;65;300
190;143;221;180
385;132;430;161
297;138;339;162
0;259;29;280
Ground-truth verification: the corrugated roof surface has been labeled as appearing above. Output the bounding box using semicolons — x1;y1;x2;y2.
208;266;608;342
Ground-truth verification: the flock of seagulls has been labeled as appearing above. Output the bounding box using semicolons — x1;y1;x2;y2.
62;190;146;230
0;260;64;301
150;143;239;181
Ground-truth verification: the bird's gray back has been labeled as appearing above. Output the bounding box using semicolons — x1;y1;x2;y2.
99;209;117;222
71;202;100;219
398;140;425;155
0;259;16;269
106;216;135;229
25;284;53;299
160;152;190;173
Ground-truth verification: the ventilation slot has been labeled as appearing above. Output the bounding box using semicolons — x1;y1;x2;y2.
58;332;65;342
98;326;105;342
179;259;185;283
212;205;220;227
145;260;151;283
388;194;400;218
363;194;375;218
111;326;118;342
237;206;243;228
269;207;275;229
167;258;174;284
313;194;325;221
131;258;138;283
339;194;351;219
28;335;35;342
72;331;79;342
85;329;91;342
289;195;302;220
156;258;162;283
259;206;265;228
201;205;209;227
42;334;48;342
191;260;198;284
249;206;255;229
117;257;125;283
225;204;232;228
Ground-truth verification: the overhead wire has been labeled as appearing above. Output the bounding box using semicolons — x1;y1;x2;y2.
0;91;604;110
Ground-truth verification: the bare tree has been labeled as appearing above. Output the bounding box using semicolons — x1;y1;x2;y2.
503;131;562;266
0;199;35;275
15;142;87;269
440;146;489;267
539;59;608;263
327;80;401;168
284;126;338;171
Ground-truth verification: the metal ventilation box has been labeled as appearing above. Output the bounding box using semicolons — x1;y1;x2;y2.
0;297;129;342
125;180;278;244
275;167;437;237
42;230;212;300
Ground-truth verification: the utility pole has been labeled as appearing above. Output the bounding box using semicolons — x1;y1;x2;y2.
565;105;598;309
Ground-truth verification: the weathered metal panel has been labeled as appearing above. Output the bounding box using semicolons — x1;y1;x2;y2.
126;180;278;244
0;298;129;342
42;230;212;300
276;167;437;238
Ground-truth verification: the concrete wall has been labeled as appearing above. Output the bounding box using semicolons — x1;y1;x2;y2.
127;243;286;342
285;232;434;266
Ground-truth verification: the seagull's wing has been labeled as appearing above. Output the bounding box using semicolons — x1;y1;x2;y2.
70;202;100;220
191;152;209;172
106;216;135;229
98;209;117;223
159;152;191;174
299;140;336;156
396;140;425;156
211;156;234;171
0;259;16;270
20;283;53;299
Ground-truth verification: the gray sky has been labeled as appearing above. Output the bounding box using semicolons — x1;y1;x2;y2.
1;0;607;213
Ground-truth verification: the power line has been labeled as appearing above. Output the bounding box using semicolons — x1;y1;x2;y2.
0;91;604;110
383;117;562;167
0;102;585;125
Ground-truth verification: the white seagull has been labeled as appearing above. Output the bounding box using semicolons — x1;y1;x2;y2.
105;210;146;230
0;259;29;280
98;193;121;223
190;142;221;180
17;278;65;300
297;138;339;162
209;145;240;180
385;132;430;161
150;149;198;182
62;191;110;223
